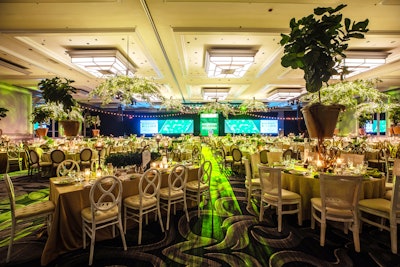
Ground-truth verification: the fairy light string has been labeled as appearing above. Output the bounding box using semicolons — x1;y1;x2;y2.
80;105;303;120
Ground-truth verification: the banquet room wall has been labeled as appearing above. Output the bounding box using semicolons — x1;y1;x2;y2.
96;111;300;137
0;83;32;140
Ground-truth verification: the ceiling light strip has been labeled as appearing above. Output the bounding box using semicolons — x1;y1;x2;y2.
140;0;185;101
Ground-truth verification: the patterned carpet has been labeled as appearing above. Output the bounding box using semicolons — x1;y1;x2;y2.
0;147;399;267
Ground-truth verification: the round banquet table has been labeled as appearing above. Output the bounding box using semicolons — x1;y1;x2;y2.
281;172;385;221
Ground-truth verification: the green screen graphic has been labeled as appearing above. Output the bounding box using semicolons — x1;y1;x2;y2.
200;113;219;136
224;119;260;134
140;119;194;134
158;119;194;134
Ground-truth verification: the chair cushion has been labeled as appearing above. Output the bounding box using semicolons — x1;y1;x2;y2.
81;204;118;222
245;178;260;187
311;198;354;218
159;187;184;199
186;180;208;191
225;156;233;162
263;189;301;201
15;200;55;220
384;190;392;200
359;198;391;213
385;182;393;190
40;162;53;167
124;195;157;209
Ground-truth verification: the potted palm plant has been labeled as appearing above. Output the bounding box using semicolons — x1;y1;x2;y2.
37;77;83;137
280;4;369;139
86;115;101;137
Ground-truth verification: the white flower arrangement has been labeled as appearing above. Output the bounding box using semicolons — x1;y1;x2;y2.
198;101;235;118
239;98;267;112
89;75;164;106
159;97;184;111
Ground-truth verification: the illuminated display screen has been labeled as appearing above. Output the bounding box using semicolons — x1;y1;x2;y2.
260;120;279;134
140;120;159;134
140;119;194;135
224;119;278;134
365;120;386;133
200;113;219;136
225;119;260;134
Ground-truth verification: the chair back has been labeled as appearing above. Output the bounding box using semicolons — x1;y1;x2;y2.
230;144;239;154
243;158;251;181
231;148;242;163
3;174;16;223
390;174;400;219
89;175;122;215
258;164;283;199
199;160;212;186
259;150;268;164
267;151;283;166
319;173;362;211
7;144;21;159
192;145;201;159
250;153;261;178
39;144;50;152
56;159;80;177
29;149;40;164
51;149;66;164
167;164;188;196
171;150;181;162
282;149;293;160
386;158;400;183
80;148;93;162
139;168;162;205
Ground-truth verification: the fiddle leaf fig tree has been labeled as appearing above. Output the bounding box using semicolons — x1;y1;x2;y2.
39;77;77;111
280;4;369;93
36;77;83;122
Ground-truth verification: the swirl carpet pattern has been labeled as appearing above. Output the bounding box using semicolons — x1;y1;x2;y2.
0;147;399;267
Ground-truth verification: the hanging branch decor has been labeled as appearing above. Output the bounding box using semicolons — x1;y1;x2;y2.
89;75;165;106
239;98;267;113
159;96;184;111
300;79;397;118
198;100;235;118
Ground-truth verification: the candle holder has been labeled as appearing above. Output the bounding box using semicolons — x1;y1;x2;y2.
94;141;104;170
155;134;162;151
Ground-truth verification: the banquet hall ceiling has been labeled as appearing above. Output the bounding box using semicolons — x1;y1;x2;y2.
0;0;400;109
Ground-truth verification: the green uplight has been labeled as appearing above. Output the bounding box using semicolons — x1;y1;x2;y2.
199;146;242;239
